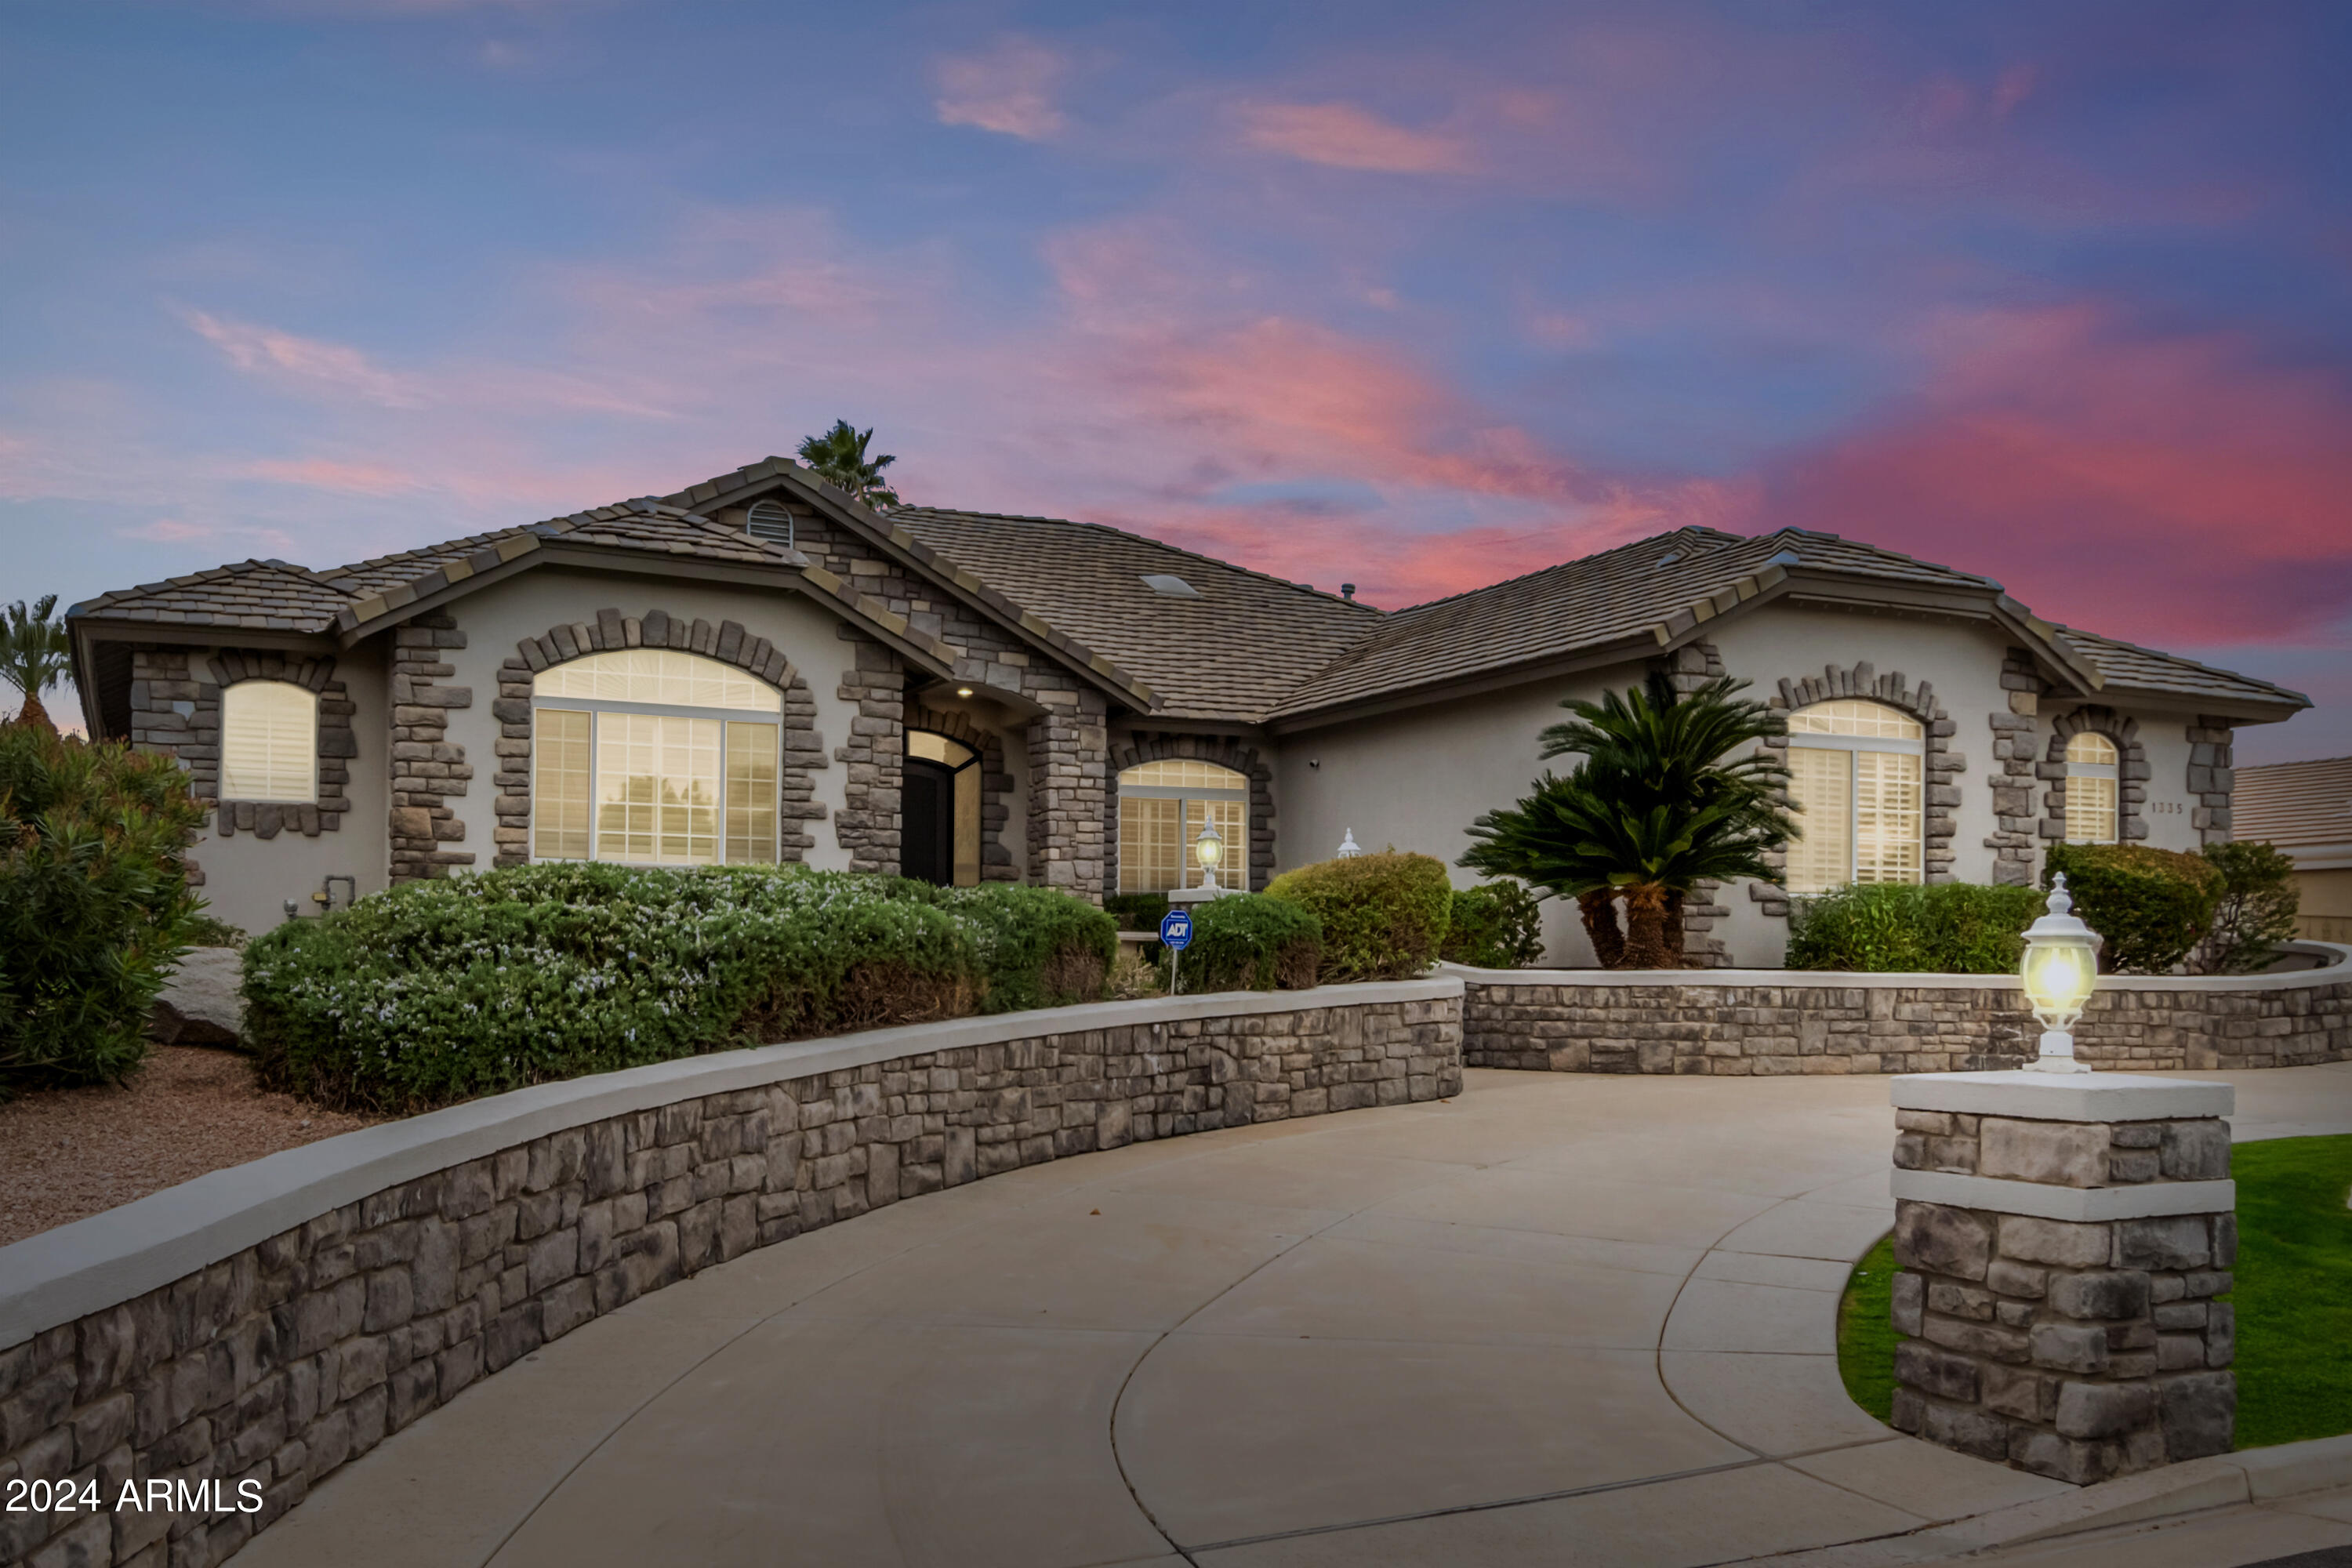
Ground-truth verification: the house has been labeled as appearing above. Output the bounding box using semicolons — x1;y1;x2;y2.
67;456;2311;966
2232;757;2352;943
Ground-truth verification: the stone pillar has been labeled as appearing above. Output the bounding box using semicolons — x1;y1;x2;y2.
1888;1071;2237;1484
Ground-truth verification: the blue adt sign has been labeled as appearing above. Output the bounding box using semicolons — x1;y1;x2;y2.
1158;909;1193;950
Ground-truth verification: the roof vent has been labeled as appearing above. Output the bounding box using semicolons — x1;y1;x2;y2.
1654;550;1682;568
1341;583;1356;601
746;499;797;551
1142;573;1201;598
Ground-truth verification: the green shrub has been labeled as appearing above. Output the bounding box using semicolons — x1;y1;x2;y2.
2198;840;2301;975
1166;893;1323;993
2044;843;2223;975
0;724;206;1096
244;864;1113;1112
893;880;1116;1012
1265;851;1452;982
1102;892;1172;935
1441;879;1548;968
1786;882;2047;974
186;915;247;949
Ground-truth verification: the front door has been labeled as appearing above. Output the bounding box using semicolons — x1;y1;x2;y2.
902;757;954;884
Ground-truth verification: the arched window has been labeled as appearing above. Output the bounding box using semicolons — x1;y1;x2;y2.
220;681;318;803
1784;699;1924;894
904;730;981;887
1118;759;1247;895
2065;732;2120;844
532;649;782;865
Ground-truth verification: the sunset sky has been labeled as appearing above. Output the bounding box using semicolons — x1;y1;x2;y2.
5;1;2348;757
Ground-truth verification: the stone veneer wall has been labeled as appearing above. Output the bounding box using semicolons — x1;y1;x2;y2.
1457;963;2352;1075
387;612;474;885
2189;716;2236;847
835;633;905;876
494;608;828;869
1889;1112;2235;1483
1106;731;1278;895
0;987;1462;1568
1986;648;2045;886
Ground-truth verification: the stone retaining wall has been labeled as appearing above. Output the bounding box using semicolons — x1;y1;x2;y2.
1455;946;2352;1076
0;984;1461;1568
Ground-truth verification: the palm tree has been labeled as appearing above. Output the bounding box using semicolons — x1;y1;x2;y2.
0;594;71;731
797;420;901;509
1461;671;1793;968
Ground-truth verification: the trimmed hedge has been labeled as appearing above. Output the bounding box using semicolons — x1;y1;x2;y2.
245;865;1115;1112
1;724;205;1097
1166;893;1322;993
2198;840;2300;975
1265;851;1453;982
1785;881;2046;974
2045;842;2223;975
1442;879;1547;969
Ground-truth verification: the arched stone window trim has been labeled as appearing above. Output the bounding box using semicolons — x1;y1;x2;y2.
903;702;1016;881
198;652;353;840
2042;707;2147;846
1107;733;1275;894
493;608;825;869
1752;662;1962;918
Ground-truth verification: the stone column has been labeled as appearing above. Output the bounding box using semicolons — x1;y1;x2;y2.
1887;1071;2237;1484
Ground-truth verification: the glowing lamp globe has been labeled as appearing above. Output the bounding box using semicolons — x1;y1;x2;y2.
1193;822;1225;891
2020;874;2101;1074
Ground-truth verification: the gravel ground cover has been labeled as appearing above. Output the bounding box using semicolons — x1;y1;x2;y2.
0;1046;379;1247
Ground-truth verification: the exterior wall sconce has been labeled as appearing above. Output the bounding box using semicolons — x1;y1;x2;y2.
1336;829;1363;858
2020;874;2100;1073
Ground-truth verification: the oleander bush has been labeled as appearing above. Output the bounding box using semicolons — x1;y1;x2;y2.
1165;892;1323;993
1441;878;1548;969
2197;840;2301;975
0;723;207;1097
1265;851;1453;982
1784;881;2048;975
245;864;1116;1112
2043;842;2223;975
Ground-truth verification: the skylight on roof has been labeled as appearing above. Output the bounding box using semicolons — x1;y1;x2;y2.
1142;573;1201;597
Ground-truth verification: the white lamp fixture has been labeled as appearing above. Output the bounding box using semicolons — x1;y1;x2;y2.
2020;874;2100;1074
1193;822;1225;891
1336;828;1363;859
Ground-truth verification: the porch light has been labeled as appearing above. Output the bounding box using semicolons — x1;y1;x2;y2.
2020;875;2100;1074
1194;822;1225;891
956;686;974;699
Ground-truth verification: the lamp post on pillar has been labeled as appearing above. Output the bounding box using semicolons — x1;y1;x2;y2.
2021;875;2100;1074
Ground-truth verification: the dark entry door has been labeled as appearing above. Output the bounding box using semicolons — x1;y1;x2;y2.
902;758;955;884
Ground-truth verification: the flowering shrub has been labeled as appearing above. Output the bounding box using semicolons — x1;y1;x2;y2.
244;864;1113;1112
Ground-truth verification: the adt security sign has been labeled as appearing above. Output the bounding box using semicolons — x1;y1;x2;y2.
1158;909;1193;950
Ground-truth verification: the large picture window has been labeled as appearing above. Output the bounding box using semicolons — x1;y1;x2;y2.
1118;759;1247;895
220;681;318;803
1784;699;1923;894
531;649;781;866
2064;732;2119;844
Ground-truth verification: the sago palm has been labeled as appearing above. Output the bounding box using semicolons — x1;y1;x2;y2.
797;419;901;510
0;595;71;732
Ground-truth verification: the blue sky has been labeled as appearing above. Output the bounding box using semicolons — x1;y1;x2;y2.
4;0;2348;757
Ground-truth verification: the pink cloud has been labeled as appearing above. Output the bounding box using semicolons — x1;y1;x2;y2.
1233;103;1473;174
934;38;1068;140
241;458;424;495
121;518;215;543
181;309;424;408
1755;303;2352;645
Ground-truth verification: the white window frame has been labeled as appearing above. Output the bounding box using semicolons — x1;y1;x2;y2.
530;658;782;867
1117;761;1248;895
1784;702;1926;894
219;680;319;804
2064;733;2121;844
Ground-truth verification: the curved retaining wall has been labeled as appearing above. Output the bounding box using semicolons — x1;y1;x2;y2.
0;980;1463;1568
1454;944;2352;1076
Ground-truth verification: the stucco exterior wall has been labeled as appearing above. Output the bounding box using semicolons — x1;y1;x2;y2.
2102;715;2205;855
178;643;391;938
434;568;862;873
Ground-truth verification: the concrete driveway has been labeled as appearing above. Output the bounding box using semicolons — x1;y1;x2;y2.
232;1062;2352;1568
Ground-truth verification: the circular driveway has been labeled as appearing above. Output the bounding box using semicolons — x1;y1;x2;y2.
232;1063;2352;1568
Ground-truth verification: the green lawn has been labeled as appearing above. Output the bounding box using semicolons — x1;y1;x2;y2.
1835;1134;2352;1448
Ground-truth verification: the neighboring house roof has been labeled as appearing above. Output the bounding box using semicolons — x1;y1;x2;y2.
2048;626;2310;711
890;508;1379;723
2234;757;2352;861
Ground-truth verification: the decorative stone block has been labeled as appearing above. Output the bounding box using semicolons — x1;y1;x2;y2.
1887;1071;2237;1483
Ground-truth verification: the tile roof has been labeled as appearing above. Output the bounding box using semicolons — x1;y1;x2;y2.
890;508;1380;722
2233;757;2352;852
69;558;358;633
2049;626;2310;710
